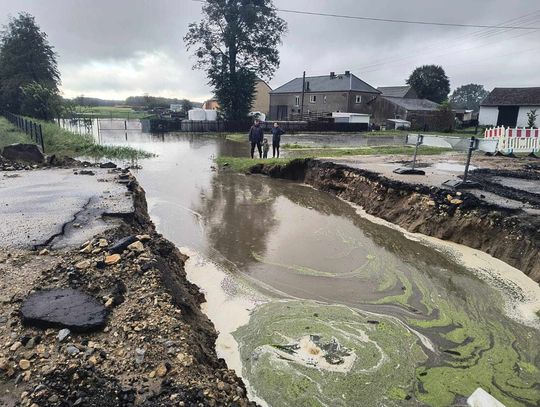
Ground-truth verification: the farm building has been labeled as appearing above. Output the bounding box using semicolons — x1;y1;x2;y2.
479;87;540;127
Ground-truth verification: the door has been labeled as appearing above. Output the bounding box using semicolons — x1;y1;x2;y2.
276;105;288;121
497;106;519;127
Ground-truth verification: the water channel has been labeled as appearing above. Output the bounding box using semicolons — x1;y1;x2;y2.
88;120;539;406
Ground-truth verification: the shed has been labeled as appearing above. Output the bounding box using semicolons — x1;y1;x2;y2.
386;119;411;130
479;87;540;127
331;112;370;124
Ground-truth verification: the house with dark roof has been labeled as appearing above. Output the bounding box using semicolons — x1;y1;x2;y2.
370;95;440;126
269;71;380;120
377;86;418;99
479;87;540;127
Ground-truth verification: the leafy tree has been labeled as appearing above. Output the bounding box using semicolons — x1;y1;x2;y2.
527;109;537;128
184;0;287;121
20;81;62;120
180;98;194;116
449;84;489;111
406;65;450;104
74;95;86;106
0;12;60;116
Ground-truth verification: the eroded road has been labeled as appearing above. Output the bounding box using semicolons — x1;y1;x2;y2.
0;168;134;249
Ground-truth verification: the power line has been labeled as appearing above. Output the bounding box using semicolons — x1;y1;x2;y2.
192;1;540;30
276;8;540;30
304;10;540;77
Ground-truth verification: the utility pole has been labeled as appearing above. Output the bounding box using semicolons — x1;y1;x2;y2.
300;71;306;120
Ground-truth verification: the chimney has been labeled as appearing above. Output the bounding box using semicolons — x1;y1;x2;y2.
330;72;335;78
306;81;310;91
345;70;350;76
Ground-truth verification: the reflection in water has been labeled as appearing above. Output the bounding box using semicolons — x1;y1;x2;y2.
197;172;278;269
92;128;539;407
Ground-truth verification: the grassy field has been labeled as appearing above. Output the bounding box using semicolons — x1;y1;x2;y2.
0;118;32;148
226;129;482;143
71;106;152;119
286;145;451;158
216;145;450;173
0;117;153;160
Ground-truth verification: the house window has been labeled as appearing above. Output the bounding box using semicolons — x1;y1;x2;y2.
323;95;327;104
294;96;300;106
355;95;362;104
309;95;317;103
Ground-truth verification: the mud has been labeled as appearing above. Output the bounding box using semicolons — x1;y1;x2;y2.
0;168;255;406
470;168;540;207
250;159;540;281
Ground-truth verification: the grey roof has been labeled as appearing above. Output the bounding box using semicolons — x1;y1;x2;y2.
271;73;380;94
383;96;440;111
377;86;413;98
481;87;540;106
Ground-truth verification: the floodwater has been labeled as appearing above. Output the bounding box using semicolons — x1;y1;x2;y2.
91;121;540;407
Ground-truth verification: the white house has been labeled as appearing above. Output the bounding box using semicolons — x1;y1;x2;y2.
479;87;540;127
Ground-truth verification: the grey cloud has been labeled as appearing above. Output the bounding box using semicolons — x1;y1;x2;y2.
1;0;538;101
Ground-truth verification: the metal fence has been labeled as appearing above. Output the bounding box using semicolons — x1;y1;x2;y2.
4;112;45;152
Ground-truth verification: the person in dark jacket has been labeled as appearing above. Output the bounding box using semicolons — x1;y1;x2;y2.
248;120;264;159
271;122;285;158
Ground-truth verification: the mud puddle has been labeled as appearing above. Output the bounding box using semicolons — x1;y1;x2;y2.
93;130;540;407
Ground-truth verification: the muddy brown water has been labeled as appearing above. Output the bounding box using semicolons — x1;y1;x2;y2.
92;127;540;407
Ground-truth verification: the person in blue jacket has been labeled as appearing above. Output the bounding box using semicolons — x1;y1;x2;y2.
248;119;264;159
271;122;285;158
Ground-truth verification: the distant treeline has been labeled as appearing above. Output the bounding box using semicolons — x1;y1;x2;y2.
68;95;202;109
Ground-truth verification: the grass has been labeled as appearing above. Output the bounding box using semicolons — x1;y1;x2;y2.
216;156;287;172
70;106;152;120
289;146;451;158
0;118;32;148
0;116;153;160
365;128;482;138
216;145;450;173
225;133;248;142
286;145;451;158
225;129;482;144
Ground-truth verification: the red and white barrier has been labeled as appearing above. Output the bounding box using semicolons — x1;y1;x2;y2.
484;126;540;153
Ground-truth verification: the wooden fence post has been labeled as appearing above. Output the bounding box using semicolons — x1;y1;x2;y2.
39;124;44;152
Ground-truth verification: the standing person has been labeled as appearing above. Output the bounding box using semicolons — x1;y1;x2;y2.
271;122;285;158
248;119;264;159
262;138;269;159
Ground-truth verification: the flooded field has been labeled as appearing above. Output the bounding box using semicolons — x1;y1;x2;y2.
93;125;540;407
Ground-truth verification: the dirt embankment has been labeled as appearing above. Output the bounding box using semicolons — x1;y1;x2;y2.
0;167;255;406
250;159;540;281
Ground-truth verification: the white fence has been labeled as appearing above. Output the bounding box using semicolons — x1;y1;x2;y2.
484;126;540;153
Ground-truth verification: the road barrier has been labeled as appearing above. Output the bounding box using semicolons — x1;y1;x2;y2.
395;134;499;189
3;112;45;153
484;126;540;154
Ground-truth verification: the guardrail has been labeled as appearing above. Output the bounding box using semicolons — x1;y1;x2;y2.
3;112;45;152
484;126;539;153
394;134;499;190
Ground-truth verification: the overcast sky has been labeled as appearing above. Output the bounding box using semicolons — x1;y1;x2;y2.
1;0;539;102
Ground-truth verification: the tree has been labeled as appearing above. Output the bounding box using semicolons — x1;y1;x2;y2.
406;65;450;104
0;13;60;116
20;81;62;120
180;98;193;116
527;109;537;128
184;0;286;121
449;84;489;111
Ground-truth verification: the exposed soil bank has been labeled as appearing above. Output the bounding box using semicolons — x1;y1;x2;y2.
250;159;540;281
0;165;255;406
